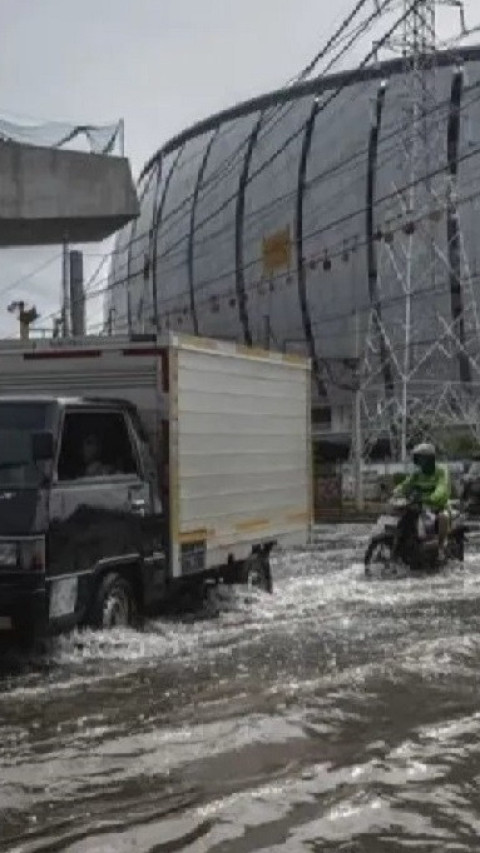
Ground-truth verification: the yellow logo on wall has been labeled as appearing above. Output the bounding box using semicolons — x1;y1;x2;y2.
262;226;292;275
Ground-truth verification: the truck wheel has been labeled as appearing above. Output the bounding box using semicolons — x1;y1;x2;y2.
16;624;46;655
241;553;273;594
90;572;137;630
451;533;465;563
364;535;394;577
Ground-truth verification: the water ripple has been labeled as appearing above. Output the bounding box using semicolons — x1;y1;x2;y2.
2;525;480;851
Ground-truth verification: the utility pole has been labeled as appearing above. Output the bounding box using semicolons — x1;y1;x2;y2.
61;238;70;338
106;307;114;336
353;310;364;510
69;250;85;337
118;118;125;157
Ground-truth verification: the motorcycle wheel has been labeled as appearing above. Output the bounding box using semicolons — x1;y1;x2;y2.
448;533;465;563
364;535;394;577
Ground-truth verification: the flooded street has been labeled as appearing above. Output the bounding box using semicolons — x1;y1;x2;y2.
2;525;480;852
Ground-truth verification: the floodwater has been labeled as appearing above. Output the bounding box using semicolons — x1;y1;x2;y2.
2;525;480;852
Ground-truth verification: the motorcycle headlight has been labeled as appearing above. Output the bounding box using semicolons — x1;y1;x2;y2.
0;542;18;567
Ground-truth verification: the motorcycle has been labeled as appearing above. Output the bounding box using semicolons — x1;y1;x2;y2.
364;491;467;577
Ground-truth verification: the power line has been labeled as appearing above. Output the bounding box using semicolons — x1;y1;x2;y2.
129;0;398;256
91;270;480;356
139;0;394;184
81;4;445;285
105;78;480;316
77;136;480;339
46;157;480;337
109;6;468;282
22;5;479;340
0;252;62;299
293;0;381;82
107;0;388;269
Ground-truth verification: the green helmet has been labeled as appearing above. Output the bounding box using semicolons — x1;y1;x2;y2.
412;442;436;476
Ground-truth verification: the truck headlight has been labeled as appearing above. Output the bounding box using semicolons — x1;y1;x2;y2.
0;539;45;571
0;542;18;567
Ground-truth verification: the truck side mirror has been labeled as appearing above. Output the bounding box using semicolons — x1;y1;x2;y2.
32;430;55;462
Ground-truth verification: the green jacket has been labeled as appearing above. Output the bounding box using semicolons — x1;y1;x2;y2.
394;464;450;511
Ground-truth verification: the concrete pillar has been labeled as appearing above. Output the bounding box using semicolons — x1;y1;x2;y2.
69;250;85;337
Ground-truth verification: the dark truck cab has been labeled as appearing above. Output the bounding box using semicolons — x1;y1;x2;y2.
0;395;168;641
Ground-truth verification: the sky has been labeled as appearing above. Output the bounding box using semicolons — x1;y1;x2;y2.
0;0;478;336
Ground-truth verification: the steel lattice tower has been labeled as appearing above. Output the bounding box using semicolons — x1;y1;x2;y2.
357;0;480;465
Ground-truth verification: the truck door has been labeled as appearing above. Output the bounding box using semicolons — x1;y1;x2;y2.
48;406;164;627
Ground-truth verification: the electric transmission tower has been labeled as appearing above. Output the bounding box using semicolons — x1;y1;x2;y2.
357;0;480;464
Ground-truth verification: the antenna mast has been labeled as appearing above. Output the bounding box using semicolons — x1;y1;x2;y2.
358;0;480;462
399;0;437;461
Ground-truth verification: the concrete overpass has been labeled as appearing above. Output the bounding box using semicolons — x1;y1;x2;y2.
0;139;139;246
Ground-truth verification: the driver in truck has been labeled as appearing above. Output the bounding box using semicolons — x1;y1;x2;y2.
81;433;110;478
393;442;451;561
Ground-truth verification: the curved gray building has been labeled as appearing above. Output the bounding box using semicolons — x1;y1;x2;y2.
107;47;480;449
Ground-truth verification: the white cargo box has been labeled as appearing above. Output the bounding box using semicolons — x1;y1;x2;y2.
0;333;312;578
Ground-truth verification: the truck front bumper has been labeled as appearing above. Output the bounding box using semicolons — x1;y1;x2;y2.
0;582;47;637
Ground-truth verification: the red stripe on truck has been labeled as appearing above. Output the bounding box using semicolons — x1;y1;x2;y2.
24;350;102;360
121;347;165;356
121;347;169;392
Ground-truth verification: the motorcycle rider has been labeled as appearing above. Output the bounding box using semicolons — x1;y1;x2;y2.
393;442;450;561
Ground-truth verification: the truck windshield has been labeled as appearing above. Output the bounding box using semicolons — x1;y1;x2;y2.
0;403;50;487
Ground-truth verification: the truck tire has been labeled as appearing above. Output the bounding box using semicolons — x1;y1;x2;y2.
90;572;137;630
16;624;46;655
239;553;273;594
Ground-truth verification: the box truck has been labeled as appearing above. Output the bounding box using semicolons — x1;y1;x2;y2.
0;333;311;641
